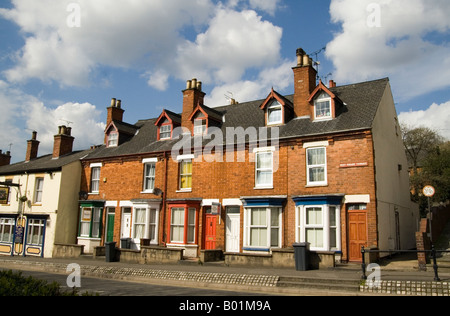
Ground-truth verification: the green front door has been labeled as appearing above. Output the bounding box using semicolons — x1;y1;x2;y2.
106;213;115;243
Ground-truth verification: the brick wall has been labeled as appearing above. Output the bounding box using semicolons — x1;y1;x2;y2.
80;129;378;260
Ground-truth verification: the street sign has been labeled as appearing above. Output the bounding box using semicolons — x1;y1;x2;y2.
423;185;435;197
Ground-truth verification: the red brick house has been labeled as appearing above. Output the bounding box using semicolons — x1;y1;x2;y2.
78;48;419;263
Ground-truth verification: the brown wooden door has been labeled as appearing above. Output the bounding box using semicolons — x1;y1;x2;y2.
348;211;368;262
204;214;217;250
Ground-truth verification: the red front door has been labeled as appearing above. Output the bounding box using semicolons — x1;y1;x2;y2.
204;214;217;250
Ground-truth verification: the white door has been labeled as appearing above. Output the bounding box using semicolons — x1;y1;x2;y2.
226;213;240;253
121;208;132;239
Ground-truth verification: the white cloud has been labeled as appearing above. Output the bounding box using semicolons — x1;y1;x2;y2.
175;7;283;85
326;0;450;101
399;101;450;140
0;81;105;163
205;59;294;107
1;0;284;93
0;0;214;87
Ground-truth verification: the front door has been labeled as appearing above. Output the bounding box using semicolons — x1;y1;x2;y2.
347;204;368;262
106;212;115;243
121;208;132;239
226;213;240;253
204;214;217;250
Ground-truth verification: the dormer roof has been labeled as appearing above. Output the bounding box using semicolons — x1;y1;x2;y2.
155;109;181;126
260;88;293;111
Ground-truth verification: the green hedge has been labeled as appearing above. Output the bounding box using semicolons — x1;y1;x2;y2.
0;270;92;296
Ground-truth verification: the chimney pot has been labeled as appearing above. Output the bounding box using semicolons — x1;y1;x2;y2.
111;98;117;107
32;131;37;140
191;78;197;90
116;100;121;109
186;80;192;90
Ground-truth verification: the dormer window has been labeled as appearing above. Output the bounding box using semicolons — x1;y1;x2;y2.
159;123;172;140
260;88;294;126
194;118;207;136
107;132;118;147
267;101;282;125
314;92;332;120
155;109;181;141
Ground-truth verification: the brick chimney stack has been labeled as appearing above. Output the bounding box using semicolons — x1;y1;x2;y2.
292;48;317;118
106;98;124;127
181;78;205;132
0;150;11;166
52;126;74;159
26;131;40;162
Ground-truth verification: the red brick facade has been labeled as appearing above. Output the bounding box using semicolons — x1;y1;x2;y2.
77;49;412;263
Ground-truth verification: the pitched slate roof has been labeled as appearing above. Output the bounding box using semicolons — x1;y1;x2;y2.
83;77;390;160
0;150;91;175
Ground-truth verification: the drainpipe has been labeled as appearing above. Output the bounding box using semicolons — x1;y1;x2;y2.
161;152;168;246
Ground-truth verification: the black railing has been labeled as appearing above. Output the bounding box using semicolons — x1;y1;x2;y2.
361;246;450;282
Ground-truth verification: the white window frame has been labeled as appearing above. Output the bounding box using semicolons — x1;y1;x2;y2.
243;207;282;251
90;166;101;193
143;162;156;192
131;203;160;246
306;147;327;186
255;151;273;188
170;207;185;243
295;204;341;252
267;100;283;125
0;218;14;243
26;218;45;246
193;119;207;136
34;178;44;204
314;92;332;121
107;132;118;147
159;124;172;140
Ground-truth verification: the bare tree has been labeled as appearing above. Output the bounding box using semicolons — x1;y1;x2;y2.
401;124;444;175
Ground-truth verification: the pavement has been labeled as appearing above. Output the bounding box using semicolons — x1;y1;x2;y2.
0;253;449;296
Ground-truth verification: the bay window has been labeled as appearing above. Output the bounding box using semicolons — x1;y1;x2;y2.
131;203;160;246
169;206;197;244
295;203;341;252
78;206;103;238
244;207;281;251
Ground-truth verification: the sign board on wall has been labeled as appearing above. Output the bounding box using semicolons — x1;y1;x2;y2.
0;187;9;204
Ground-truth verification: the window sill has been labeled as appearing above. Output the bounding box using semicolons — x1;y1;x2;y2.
88;192;99;195
141;190;154;194
305;183;328;188
176;189;192;193
77;237;101;241
253;186;273;190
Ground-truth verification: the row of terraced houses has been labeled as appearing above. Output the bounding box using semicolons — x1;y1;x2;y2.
0;49;419;266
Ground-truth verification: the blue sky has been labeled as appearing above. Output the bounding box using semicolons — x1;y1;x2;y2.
0;0;449;163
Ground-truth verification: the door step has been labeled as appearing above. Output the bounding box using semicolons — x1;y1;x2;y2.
277;276;360;292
